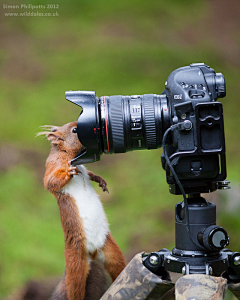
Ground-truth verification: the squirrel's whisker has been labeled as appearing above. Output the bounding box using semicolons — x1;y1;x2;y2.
36;131;52;137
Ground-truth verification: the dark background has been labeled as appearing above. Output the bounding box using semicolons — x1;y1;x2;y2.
0;0;240;298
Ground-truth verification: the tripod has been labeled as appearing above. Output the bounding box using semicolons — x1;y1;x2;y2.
100;193;240;299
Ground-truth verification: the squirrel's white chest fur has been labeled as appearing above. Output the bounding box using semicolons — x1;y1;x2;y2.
60;165;109;254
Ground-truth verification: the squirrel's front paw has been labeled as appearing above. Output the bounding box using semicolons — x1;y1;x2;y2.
68;162;82;176
88;171;109;193
98;178;109;193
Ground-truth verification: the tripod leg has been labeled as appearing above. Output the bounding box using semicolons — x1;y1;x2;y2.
175;274;227;300
100;253;174;300
228;282;240;299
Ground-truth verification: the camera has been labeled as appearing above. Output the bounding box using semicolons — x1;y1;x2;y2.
66;63;227;195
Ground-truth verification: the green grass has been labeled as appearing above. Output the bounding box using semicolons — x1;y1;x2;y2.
0;0;240;298
0;165;65;295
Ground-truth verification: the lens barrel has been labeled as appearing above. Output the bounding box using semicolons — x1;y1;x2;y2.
99;94;170;155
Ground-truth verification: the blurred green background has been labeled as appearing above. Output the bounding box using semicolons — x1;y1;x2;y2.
0;0;240;298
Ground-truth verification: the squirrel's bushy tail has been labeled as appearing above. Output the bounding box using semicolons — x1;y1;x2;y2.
50;261;109;300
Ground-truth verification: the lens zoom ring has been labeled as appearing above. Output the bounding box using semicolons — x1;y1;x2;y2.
109;96;125;153
143;95;157;149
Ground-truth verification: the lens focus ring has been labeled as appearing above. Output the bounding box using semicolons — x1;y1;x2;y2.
143;94;157;149
109;96;125;153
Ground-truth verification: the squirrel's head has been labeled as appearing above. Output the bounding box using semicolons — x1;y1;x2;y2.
37;122;83;157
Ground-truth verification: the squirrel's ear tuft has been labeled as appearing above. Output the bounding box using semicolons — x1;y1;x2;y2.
46;133;57;142
46;133;63;145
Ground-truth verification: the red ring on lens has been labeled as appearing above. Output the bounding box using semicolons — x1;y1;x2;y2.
104;96;110;153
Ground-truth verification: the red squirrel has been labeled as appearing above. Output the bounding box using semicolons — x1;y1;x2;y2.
38;122;126;300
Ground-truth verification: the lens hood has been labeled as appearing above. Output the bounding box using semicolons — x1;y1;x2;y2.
65;91;101;165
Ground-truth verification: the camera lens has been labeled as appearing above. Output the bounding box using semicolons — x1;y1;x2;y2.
66;91;170;164
99;94;170;155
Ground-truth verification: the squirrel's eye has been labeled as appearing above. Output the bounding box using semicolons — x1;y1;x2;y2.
72;128;77;133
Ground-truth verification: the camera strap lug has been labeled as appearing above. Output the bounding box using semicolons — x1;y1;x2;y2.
217;180;231;190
